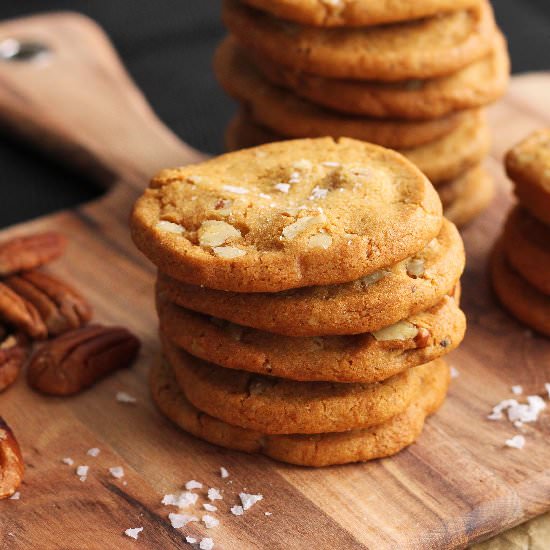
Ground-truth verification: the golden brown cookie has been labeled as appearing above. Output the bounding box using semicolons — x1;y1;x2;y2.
439;165;495;227
132;138;442;293
505;129;550;225
225;108;490;185
491;239;550;337
215;38;471;149
502;207;550;296
163;335;422;434
158;295;465;383
222;0;496;81
150;357;450;466
239;0;481;28
156;219;463;336
243;32;509;119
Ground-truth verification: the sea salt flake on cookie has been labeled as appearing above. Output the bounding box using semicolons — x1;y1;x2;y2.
309;186;328;200
274;183;291;193
220;467;229;479
203;503;217;512
222;184;249;194
87;448;100;457
231;505;244;516
511;385;523;395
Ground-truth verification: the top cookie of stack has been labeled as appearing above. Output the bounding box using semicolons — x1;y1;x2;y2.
131;137;442;293
217;0;510;227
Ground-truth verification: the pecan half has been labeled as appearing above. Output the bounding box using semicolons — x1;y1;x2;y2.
414;327;431;349
0;332;29;392
0;417;24;499
0;282;47;340
5;271;92;337
0;232;67;276
27;325;140;395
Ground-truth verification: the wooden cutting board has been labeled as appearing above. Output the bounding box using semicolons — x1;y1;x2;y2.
0;12;549;550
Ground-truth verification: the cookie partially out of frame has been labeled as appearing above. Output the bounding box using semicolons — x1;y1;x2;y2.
224;108;490;186
163;335;421;434
222;0;496;81
491;239;550;337
239;0;481;28
505;128;550;225
244;32;509;120
215;38;471;149
150;357;450;467
158;295;465;384
132;137;442;293
502;207;550;296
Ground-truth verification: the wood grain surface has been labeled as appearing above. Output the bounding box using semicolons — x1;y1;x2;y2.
0;11;549;550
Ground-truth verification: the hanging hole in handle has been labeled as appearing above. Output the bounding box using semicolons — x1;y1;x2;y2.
0;38;51;62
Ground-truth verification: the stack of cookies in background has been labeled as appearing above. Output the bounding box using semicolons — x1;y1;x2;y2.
216;0;510;226
131;138;467;466
491;129;550;337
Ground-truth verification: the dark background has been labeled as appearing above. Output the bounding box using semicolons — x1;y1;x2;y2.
0;1;549;228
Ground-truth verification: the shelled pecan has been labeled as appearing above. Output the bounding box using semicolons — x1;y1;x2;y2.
0;282;47;340
0;417;24;499
4;271;92;337
27;325;140;396
0;232;66;276
0;330;29;392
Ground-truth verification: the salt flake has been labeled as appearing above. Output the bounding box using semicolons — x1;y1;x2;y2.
202;514;219;529
185;479;203;491
505;435;525;449
231;505;244;516
124;527;143;540
200;538;214;550
220;467;229;479
207;488;222;501
116;391;137;404
109;467;125;479
87;448;100;457
240;492;263;511
169;513;198;528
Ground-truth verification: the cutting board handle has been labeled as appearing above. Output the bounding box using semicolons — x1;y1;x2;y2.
0;11;205;191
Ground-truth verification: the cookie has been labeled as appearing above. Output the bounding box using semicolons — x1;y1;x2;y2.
225;107;489;185
438;165;495;227
239;0;480;28
150;357;450;466
132;137;442;293
163;335;422;434
505;129;550;225
502;207;550;296
157;219;464;337
222;0;496;81
491;239;550;338
215;38;470;149
244;32;509;119
158;295;465;383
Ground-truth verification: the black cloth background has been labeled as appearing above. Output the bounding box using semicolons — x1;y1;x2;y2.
0;0;549;228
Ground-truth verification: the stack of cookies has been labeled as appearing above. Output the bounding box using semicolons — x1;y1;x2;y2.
491;129;550;337
131;138;466;467
215;0;510;226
